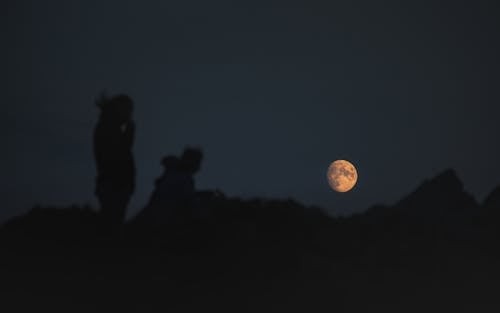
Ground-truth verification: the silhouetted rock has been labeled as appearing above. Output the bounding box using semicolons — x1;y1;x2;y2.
394;169;478;215
481;185;500;236
483;185;500;212
363;169;478;223
355;169;484;251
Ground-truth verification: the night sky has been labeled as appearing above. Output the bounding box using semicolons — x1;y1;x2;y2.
2;0;499;221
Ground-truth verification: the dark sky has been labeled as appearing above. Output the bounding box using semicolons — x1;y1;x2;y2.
2;0;499;221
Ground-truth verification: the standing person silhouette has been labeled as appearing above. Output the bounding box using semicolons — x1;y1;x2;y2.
93;92;136;228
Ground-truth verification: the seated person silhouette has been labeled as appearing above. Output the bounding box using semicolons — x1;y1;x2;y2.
147;155;180;211
93;92;135;227
142;147;203;225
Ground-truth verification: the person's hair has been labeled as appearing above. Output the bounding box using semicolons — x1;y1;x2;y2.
180;147;203;173
98;94;134;122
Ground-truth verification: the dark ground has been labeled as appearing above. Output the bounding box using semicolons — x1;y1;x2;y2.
1;170;499;313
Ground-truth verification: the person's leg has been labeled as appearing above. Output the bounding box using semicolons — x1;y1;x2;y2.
113;192;131;224
97;193;114;234
98;191;129;231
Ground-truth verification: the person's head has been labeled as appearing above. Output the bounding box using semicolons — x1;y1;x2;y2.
161;155;179;171
97;94;134;125
179;147;203;174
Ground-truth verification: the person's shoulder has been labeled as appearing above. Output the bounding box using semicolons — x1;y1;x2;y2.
174;171;193;183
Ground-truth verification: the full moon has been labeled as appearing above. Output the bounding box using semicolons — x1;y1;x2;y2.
327;160;358;193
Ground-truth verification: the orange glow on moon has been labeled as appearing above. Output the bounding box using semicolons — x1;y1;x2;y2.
327;160;358;192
